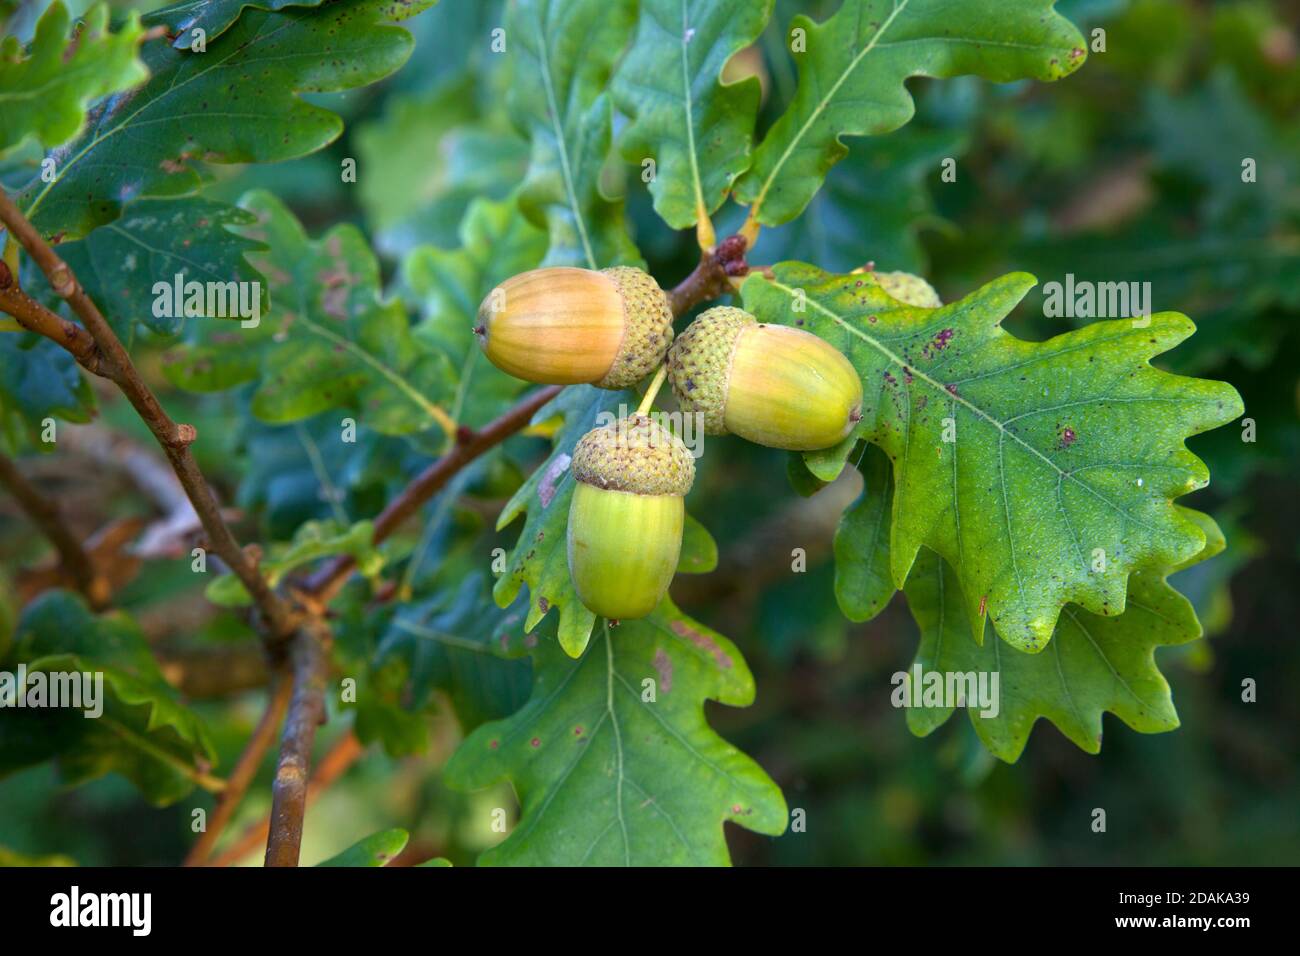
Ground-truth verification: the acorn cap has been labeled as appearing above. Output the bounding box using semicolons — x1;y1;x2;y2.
664;305;753;435
572;414;695;497
596;266;675;390
874;270;942;308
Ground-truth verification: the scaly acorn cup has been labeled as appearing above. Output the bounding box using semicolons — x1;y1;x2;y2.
567;414;695;621
667;306;863;451
475;265;674;389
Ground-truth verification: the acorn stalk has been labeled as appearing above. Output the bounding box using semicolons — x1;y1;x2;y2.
566;414;695;621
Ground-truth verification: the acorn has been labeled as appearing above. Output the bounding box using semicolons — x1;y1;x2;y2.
874;270;942;308
666;306;862;451
475;266;674;389
567;414;695;620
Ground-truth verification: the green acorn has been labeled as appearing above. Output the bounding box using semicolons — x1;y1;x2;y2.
567;414;695;620
873;270;943;308
475;266;673;389
666;306;863;451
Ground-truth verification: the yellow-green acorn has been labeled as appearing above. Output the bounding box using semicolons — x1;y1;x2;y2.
666;306;863;451
567;414;695;620
475;266;673;389
873;270;943;308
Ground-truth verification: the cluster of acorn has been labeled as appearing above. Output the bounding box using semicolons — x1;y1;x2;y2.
476;265;863;622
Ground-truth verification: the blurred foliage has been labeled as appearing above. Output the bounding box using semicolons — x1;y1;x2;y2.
0;0;1296;867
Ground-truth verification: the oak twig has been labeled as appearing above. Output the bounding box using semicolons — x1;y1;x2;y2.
666;233;750;316
304;383;564;604
210;731;364;867
0;187;299;640
264;621;331;867
184;675;293;866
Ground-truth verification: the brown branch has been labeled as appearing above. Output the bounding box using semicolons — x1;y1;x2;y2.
303;383;564;605
0;187;299;640
264;621;331;867
0;268;105;371
184;675;293;866
209;730;364;868
666;233;750;316
0;451;107;608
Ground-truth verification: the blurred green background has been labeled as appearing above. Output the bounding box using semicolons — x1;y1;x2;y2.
0;0;1296;866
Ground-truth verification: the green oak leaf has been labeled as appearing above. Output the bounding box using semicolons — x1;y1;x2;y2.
734;0;1086;226
144;0;331;50
0;1;147;154
42;198;267;344
444;601;787;865
16;0;436;240
833;442;896;623
403;195;547;429
0;334;95;434
0;591;217;806
315;828;409;866
356;72;530;255
902;508;1225;761
164;191;457;437
611;0;773;230
376;574;533;733
507;0;641;269
206;519;382;607
742;263;1242;651
493;385;716;659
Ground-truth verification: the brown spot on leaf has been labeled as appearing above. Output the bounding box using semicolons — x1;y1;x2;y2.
669;619;732;669
538;453;572;508
652;648;673;694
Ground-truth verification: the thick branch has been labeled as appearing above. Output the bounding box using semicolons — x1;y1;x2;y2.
0;187;298;640
264;621;330;867
184;675;293;866
304;383;564;605
0;452;107;608
210;731;364;868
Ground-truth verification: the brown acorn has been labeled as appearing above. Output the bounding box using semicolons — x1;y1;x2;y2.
475;266;673;389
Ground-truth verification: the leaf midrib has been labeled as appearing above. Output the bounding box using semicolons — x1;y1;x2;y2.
532;2;597;270
676;0;707;221
293;311;452;435
750;0;910;215
767;278;1167;536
